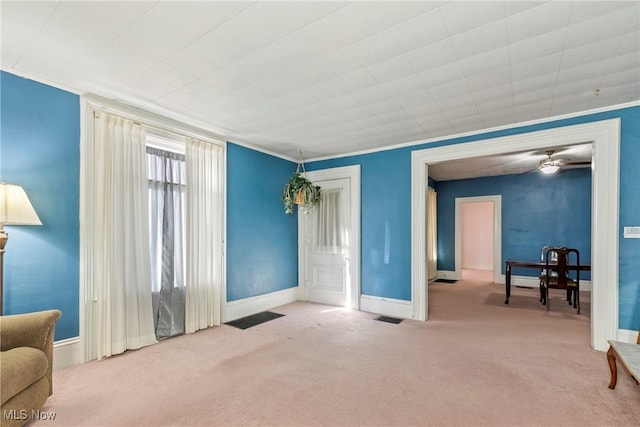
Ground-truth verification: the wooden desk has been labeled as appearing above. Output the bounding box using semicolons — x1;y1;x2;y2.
504;260;591;304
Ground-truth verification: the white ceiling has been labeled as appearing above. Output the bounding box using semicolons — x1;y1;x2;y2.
427;142;592;181
2;1;639;167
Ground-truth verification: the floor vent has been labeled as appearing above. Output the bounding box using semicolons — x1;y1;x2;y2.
375;315;403;324
225;311;284;330
434;279;457;284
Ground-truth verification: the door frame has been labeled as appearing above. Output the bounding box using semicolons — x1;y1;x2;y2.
455;195;502;283
298;165;361;310
411;119;620;351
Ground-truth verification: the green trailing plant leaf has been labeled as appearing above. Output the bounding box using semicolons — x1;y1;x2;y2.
282;172;321;215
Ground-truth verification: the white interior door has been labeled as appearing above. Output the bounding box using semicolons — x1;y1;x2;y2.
303;178;350;307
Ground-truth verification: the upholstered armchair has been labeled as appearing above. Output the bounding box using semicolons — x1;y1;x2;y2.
0;310;61;427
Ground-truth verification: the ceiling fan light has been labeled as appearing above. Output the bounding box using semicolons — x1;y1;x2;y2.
540;164;560;174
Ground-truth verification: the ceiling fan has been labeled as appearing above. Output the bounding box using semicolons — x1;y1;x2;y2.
537;150;591;174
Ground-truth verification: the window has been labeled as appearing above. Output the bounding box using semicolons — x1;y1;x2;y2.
147;141;186;339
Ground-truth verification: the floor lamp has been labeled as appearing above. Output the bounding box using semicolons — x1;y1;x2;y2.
0;182;42;316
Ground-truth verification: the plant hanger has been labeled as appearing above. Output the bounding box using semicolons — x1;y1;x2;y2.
282;150;321;215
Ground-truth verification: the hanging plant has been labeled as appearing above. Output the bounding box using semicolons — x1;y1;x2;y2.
282;152;321;215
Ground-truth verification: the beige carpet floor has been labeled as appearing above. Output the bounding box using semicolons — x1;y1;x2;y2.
37;278;638;426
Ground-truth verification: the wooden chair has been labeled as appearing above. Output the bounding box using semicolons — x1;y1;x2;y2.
607;331;640;389
539;247;580;313
538;245;556;303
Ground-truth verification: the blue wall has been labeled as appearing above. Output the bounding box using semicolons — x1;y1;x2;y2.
226;143;298;301
435;169;592;278
2;68;638;336
310;106;640;330
0;72;80;340
306;149;413;300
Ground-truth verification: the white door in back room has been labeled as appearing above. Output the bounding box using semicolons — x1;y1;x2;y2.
461;201;494;271
454;195;502;283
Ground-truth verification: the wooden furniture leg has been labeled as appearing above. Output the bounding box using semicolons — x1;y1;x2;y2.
607;345;618;389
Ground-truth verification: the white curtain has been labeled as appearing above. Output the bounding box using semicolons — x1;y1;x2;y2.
185;138;224;333
427;187;438;281
85;112;157;360
314;188;345;254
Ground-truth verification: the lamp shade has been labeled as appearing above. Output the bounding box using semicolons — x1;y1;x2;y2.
0;183;42;225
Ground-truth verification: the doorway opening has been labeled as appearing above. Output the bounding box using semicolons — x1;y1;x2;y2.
411;119;620;351
455;196;501;284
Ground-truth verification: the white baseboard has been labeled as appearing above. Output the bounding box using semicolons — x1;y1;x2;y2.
437;270;457;280
53;337;82;371
223;286;299;323
360;294;413;319
461;264;493;271
616;329;639;344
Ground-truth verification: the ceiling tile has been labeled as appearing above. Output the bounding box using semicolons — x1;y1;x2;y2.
601;67;640;90
365;57;416;84
476;97;514;115
466;66;512;93
406;40;459;72
437;96;479;120
550;93;592;115
340;105;373;122
163;46;224;80
514;86;555;105
560;36;627;70
113;2;250;61
450;114;484;133
553;77;603;100
86;41;161;86
480;108;516;127
388;8;448;54
334;68;378;93
569;1;639;25
350;86;392;105
379;75;426;98
394;88;436;110
439;1;506;36
564;8;639;50
122;72;179;100
42;1;153;56
315;49;363;80
504;1;547;16
0;1;59;67
451;20;509;59
459;47;510;76
364;99;403;117
429;79;472;101
348;31;403;67
506;2;572;44
378;109;415;125
511;72;557;93
472;83;513;104
417;62;465;89
510;52;562;82
508;29;566;66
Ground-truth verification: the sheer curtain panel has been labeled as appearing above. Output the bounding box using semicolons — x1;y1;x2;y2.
147;147;186;339
314;188;345;254
185;138;224;332
82;112;157;360
427;188;438;281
